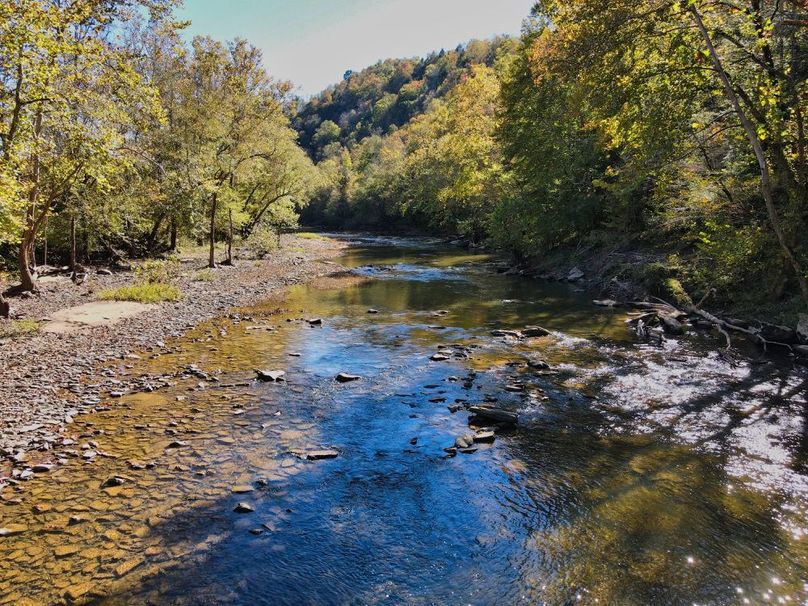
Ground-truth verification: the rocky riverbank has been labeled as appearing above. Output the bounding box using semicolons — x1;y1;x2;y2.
0;235;346;470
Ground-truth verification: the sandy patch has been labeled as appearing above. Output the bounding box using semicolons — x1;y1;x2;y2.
43;301;157;333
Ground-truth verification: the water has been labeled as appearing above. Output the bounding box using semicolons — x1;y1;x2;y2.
1;235;807;605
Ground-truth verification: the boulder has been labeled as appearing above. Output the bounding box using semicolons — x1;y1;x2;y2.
567;267;584;282
468;406;518;425
797;314;808;344
522;326;550;337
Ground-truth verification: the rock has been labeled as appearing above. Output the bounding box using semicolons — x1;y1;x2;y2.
757;322;798;344
55;544;81;557
335;372;361;383
255;369;286;382
454;434;475;449
231;485;254;494
305;449;339;460
32;463;54;473
166;440;187;449
491;329;522;338
567;267;584;282
64;582;95;601
367;309;379;314
593;299;618;307
528;360;551;370
660;314;685;335
234;502;255;513
794;344;808;358
307;318;323;326
68;516;88;526
0;524;28;536
430;353;450;361
522;326;550;337
459;447;478;454
797;314;808;344
101;476;127;488
505;384;525;392
114;556;144;577
249;528;264;535
468;406;518;425
474;431;496;443
448;404;462;413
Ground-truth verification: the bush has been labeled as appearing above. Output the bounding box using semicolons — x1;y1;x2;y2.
98;283;182;303
136;259;181;284
0;319;40;339
193;269;216;282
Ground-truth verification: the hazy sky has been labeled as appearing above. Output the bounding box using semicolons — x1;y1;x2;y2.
177;0;534;96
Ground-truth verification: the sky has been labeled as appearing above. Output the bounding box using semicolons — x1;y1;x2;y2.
177;0;534;96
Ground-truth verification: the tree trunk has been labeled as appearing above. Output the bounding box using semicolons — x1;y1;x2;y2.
146;213;165;253
690;6;808;302
43;215;48;267
169;217;177;252
0;293;9;319
18;233;36;292
226;209;233;265
70;215;77;271
19;110;42;292
208;193;217;269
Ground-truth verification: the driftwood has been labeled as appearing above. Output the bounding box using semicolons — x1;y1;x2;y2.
624;291;800;359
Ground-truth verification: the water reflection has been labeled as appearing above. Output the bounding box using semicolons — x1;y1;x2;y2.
0;235;806;605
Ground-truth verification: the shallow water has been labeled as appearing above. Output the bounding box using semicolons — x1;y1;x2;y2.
1;235;807;605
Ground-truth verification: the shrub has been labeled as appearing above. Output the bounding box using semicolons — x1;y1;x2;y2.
193;269;216;282
98;283;182;303
0;319;41;339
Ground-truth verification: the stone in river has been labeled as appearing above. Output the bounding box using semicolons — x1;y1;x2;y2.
335;372;361;383
234;502;255;513
231;485;254;494
64;582;95;601
114;556;145;578
249;528;264;535
367;309;380;314
567;267;584;281
55;544;81;557
101;476;128;488
474;431;496;443
0;524;28;536
307;318;323;326
255;369;286;382
459;447;478;454
305;450;339;460
454;434;475;449
522;326;550;337
32;463;54;473
166;440;188;449
430;353;450;361
448;404;462;413
468;406;518;425
491;329;522;338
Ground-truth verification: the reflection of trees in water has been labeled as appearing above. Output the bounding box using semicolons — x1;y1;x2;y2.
507;427;806;605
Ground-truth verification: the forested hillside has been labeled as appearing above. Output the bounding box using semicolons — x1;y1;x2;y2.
298;1;808;311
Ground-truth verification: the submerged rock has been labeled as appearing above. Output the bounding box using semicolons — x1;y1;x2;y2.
234;502;255;513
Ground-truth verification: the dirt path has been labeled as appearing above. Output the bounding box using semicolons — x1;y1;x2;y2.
0;235;346;467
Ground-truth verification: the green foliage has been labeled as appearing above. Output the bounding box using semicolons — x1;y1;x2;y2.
0;319;40;339
98;283;182;303
193;269;216;282
136;259;181;285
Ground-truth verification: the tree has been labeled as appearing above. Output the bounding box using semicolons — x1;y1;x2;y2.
0;0;171;291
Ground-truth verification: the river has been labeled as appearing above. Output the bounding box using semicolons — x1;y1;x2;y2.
1;234;806;605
